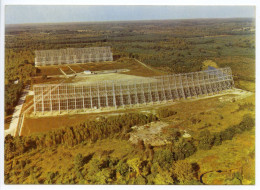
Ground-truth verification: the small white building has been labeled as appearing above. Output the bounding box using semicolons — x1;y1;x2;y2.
84;70;92;75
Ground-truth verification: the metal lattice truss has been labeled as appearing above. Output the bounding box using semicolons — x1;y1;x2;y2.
35;47;113;66
33;67;234;114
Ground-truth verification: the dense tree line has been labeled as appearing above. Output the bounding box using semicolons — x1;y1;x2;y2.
5;83;23;115
5;49;36;115
4;113;158;161
198;114;255;150
4;112;255;184
72;149;200;185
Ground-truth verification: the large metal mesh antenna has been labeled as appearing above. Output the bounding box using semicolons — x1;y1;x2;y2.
35;47;113;66
33;67;234;114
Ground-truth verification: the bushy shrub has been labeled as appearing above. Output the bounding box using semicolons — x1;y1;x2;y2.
44;171;57;184
153;172;174;185
212;132;222;146
146;173;157;185
88;159;101;176
116;160;128;177
220;127;236;141
198;130;214;150
74;153;84;169
173;140;197;160
133;175;147;185
127;158;142;175
157;108;177;118
91;168;112;184
172;160;196;184
239;114;255;131
153;149;173;169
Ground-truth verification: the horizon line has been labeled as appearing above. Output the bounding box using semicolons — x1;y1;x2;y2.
5;17;255;26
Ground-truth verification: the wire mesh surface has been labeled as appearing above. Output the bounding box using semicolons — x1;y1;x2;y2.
35;47;113;66
33;67;234;113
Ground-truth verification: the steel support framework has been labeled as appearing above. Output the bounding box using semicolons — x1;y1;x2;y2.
33;67;234;114
35;47;113;66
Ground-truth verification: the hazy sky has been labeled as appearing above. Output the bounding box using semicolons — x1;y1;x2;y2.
5;5;255;24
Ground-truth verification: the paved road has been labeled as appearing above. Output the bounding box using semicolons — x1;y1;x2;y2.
4;86;30;137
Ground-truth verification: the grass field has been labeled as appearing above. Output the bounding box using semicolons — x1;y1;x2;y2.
66;73;156;84
22;112;103;136
35;58;164;79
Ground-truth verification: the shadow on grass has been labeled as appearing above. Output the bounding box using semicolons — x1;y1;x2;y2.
83;153;95;165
